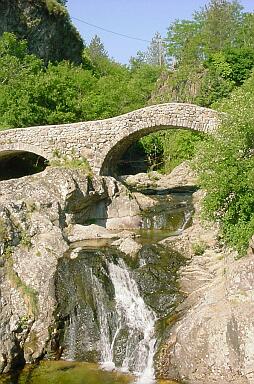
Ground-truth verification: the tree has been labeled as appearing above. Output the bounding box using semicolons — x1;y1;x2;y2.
0;32;161;129
87;35;108;61
83;35;113;76
166;19;202;65
239;12;254;49
194;71;254;254
130;32;168;68
195;0;243;54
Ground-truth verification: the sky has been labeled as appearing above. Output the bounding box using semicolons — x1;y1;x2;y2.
66;0;254;64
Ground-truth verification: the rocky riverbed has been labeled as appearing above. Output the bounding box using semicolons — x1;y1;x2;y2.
0;164;253;384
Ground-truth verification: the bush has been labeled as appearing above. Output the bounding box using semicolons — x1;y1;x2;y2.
194;71;254;255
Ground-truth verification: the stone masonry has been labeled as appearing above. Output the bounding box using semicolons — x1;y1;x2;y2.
0;103;220;175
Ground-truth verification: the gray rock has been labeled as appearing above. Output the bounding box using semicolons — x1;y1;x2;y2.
112;237;142;257
121;161;197;192
156;190;254;384
0;0;84;64
66;224;119;242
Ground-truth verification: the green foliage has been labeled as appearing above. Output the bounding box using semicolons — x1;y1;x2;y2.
140;132;164;170
195;0;243;55
222;47;254;85
192;241;207;255
194;71;254;254
196;47;254;106
166;19;202;64
20;229;32;249
163;130;206;173
0;33;160;130
45;0;68;16
161;1;254;108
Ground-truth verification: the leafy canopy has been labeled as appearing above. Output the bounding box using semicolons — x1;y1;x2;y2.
0;33;161;129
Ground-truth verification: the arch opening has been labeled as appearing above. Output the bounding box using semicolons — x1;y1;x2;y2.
100;126;206;177
0;151;49;181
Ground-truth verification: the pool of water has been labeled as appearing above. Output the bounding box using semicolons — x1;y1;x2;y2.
0;361;179;384
135;192;193;244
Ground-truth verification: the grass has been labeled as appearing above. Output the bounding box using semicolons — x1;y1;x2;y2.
50;149;93;177
0;217;8;242
192;241;207;256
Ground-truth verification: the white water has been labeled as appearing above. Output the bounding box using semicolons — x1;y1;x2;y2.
176;206;193;234
108;260;157;384
64;312;77;361
90;270;115;368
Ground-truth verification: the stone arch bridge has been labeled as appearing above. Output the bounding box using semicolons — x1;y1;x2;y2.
0;103;220;175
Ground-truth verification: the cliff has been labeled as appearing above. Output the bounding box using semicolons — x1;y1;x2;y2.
0;0;84;63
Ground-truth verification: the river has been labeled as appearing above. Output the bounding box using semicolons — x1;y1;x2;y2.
0;192;193;384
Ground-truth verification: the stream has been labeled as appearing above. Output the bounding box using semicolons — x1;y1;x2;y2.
0;192;193;384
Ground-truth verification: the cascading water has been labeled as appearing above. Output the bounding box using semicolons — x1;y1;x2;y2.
108;260;157;383
91;271;115;370
88;259;157;382
64;311;77;361
55;192;192;383
140;193;193;233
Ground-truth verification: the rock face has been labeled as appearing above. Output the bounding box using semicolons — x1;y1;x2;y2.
0;167;144;373
156;191;254;384
120;161;197;193
0;0;83;63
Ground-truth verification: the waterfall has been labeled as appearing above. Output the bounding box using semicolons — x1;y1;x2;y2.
90;271;116;371
108;260;157;384
56;192;192;383
64;312;77;361
176;204;193;234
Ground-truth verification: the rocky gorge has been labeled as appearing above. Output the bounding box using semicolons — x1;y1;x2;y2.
0;164;253;384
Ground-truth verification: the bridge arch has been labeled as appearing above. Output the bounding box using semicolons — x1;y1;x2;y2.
0;143;49;160
98;103;220;176
0;144;49;180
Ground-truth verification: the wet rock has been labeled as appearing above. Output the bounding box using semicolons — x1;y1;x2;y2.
0;167;145;373
160;190;218;258
132;192;159;210
83;177;142;229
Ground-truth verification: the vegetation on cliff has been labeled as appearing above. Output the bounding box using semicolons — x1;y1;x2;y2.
0;0;83;63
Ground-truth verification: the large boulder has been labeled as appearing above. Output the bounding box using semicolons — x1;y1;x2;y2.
120;161;197;193
156;191;254;384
